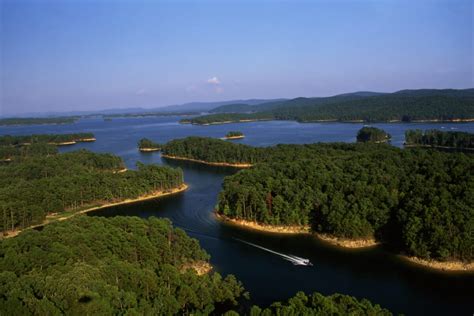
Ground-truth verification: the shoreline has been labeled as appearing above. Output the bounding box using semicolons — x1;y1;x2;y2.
215;213;473;272
184;117;474;126
139;147;161;152
224;135;245;140
402;255;474;272
161;154;253;168
1;184;188;239
45;138;97;146
180;260;213;276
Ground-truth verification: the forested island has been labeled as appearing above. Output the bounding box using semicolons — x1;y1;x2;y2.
0;117;78;126
182;89;474;125
0;140;185;235
405;129;474;150
357;127;391;143
0;133;96;146
0;133;96;162
225;131;245;140
0;216;393;315
162;136;473;270
138;138;161;152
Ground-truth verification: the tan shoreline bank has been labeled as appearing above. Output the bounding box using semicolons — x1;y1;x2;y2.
216;214;374;247
139;147;161;152
215;213;473;272
161;154;253;168
180;261;213;276
47;138;96;146
2;184;188;239
402;256;474;272
225;135;245;140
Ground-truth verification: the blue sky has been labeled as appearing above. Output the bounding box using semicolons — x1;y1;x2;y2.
1;0;472;115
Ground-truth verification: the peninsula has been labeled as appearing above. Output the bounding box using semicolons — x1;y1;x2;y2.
162;136;473;271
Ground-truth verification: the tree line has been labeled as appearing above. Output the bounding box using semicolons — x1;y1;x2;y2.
138;138;162;150
0;148;184;233
162;136;473;261
0;117;78;126
0;216;393;315
0;133;95;146
183;89;474;124
405;129;474;149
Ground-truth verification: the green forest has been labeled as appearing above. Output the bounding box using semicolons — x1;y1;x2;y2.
138;138;161;150
405;129;474;149
184;89;474;124
357;127;391;143
0;117;77;126
163;137;473;261
0;216;393;315
0;147;184;233
0;216;245;315
0;133;95;146
0;143;58;161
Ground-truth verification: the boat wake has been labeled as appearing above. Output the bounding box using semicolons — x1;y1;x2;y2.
234;238;313;266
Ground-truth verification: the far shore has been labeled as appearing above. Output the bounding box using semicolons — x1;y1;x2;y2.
1;184;188;239
161;154;253;168
183;117;474;126
215;213;473;272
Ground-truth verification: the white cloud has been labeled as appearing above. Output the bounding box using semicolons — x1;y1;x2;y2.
207;76;220;85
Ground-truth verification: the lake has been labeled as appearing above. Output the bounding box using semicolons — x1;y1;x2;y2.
1;117;473;315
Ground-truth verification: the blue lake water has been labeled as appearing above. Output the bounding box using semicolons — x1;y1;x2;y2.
1;117;473;315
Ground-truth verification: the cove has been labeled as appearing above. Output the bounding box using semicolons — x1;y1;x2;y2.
2;116;473;315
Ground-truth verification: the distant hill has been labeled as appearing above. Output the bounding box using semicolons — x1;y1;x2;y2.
158;98;288;113
184;88;474;124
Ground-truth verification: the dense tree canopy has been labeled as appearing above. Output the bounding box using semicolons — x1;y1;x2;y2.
0;133;95;146
0;216;393;315
405;129;474;149
0;216;245;315
184;89;474;124
0;149;184;233
163;136;473;261
244;291;392;316
0;143;58;161
0;117;77;126
138;138;161;150
357;127;391;143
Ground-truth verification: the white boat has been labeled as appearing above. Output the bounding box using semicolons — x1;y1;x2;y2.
235;238;313;266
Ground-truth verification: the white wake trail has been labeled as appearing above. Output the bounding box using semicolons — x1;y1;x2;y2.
234;238;312;266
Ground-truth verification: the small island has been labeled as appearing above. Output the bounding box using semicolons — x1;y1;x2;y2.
356;127;391;143
225;131;245;140
138;138;161;152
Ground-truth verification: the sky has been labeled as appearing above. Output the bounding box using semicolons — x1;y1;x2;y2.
1;0;473;116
